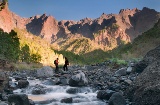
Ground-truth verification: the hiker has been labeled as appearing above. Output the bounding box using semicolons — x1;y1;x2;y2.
63;57;69;71
54;58;59;73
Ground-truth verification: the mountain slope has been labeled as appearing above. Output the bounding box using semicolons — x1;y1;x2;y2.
0;4;159;54
14;28;65;66
110;19;160;60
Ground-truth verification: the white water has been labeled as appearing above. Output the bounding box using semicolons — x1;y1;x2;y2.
13;77;106;105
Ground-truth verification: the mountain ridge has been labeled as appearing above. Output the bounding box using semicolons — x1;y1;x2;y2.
0;4;160;54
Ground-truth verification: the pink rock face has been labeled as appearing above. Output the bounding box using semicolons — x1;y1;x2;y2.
40;16;59;41
0;4;16;32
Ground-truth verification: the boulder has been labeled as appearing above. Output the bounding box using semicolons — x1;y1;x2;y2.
31;87;46;95
17;80;29;88
42;79;57;85
66;88;78;94
31;84;46;95
126;66;132;74
97;89;115;100
108;92;126;105
115;68;126;76
60;78;68;85
8;94;30;105
69;70;88;87
61;97;72;103
36;66;53;77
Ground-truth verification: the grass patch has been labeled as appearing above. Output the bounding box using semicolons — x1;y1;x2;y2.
110;58;127;66
11;62;43;70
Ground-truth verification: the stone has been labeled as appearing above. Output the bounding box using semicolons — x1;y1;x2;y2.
115;68;126;76
97;89;115;100
69;70;88;87
61;97;73;103
18;80;29;88
37;66;53;77
66;88;78;94
108;92;126;105
8;94;30;105
126;66;132;74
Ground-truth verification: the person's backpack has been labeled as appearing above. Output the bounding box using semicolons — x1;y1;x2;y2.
54;60;56;64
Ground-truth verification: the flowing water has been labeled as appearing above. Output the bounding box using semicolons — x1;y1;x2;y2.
12;77;106;105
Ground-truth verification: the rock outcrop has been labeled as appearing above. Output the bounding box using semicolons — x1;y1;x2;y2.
126;45;160;105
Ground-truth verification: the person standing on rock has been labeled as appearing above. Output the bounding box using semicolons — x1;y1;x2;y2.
63;57;69;71
54;58;59;73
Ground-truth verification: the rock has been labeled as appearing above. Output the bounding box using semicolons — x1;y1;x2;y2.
126;66;132;74
66;88;78;94
0;71;9;93
97;89;115;100
29;99;35;105
108;92;126;105
0;101;8;105
18;80;29;88
8;94;30;105
127;60;160;105
42;79;56;85
60;77;68;85
9;81;17;89
31;85;46;95
36;66;53;77
69;70;88;87
14;76;22;81
119;76;127;82
109;77;117;82
134;60;148;73
61;97;72;103
108;83;121;91
115;68;126;76
134;45;160;73
124;79;132;85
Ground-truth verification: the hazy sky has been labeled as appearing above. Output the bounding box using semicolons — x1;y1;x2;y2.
8;0;160;21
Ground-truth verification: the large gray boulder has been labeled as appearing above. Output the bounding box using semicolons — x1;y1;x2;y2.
69;70;88;87
8;94;30;105
37;66;53;77
18;80;29;88
108;92;126;105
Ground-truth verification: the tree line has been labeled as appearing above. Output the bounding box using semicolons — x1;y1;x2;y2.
0;29;41;63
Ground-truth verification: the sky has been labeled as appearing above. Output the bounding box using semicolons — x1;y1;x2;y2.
8;0;160;21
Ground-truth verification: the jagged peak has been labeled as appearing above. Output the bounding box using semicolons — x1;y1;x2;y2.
78;17;92;24
40;13;47;19
31;13;56;21
100;13;107;17
142;7;157;12
80;17;92;21
119;8;140;14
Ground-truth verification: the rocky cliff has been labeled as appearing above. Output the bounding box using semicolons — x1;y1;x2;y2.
0;4;159;53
